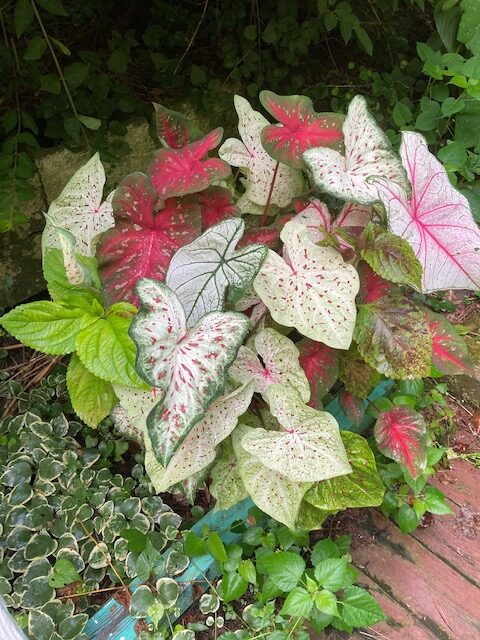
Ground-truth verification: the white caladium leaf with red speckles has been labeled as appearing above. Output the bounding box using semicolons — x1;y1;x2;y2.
303;95;408;205
426;309;474;376
112;385;159;444
149;128;231;206
297;338;339;408
254;221;359;348
144;381;254;492
197;186;239;229
153;102;204;148
97;173;201;306
376;131;480;292
166;218;267;327
229;328;310;402
219;96;304;209
338;390;365;427
259;91;344;169
232;422;312;529
374;406;427;478
130;278;249;466
42;153;114;257
241;384;350;482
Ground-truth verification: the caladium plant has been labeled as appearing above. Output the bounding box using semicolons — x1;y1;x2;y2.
2;91;478;530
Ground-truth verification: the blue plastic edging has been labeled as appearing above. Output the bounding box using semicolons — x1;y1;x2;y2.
86;380;393;640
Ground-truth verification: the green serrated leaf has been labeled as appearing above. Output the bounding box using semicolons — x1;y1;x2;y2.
340;585;386;627
280;587;313;617
67;355;117;428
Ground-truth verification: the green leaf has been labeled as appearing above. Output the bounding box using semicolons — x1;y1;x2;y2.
37;0;68;15
67;354;117;428
314;558;352;591
280;587;313;617
121;528;147;553
40;74;61;94
15;0;34;38
21;576;55;609
58;614;88;639
222;572;248;602
458;0;480;55
340;585;386;627
315;589;339;617
395;503;420;533
28;611;55;640
259;551;306;591
360;224;422;290
156;577;179;608
129;585;156;618
48;558;81;588
184;531;207;557
206;531;228;563
311;539;340;565
354;25;373;55
423;486;453;515
339;347;381;397
78;114;102;130
0;300;100;355
392;103;412;127
23;36;47;61
190;64;207;86
239;559;257;585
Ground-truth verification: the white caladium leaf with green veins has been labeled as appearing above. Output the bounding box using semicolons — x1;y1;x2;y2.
218;96;304;209
166;218;267;327
42;153;114;257
229;328;310;402
210;440;249;510
241;384;350;482
130;279;249;466
232;423;312;529
303;95;408;205
144;381;254;493
254;221;359;348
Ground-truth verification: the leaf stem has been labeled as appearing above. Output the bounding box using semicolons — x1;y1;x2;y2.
259;161;279;227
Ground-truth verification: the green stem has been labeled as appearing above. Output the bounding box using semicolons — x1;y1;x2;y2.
259;161;279;227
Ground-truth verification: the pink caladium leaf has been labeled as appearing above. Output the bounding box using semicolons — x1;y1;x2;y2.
303;95;408;204
426;310;475;376
130;279;249;466
376;131;480;292
197;186;239;229
374;406;427;478
259;91;344;169
149;128;231;206
338;390;365;427
357;262;393;304
238;226;281;250
297;338;339;408
97;173;201;305
153;102;203;148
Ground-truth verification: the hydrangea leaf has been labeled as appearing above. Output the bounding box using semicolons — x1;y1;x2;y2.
339;347;381;397
259;91;344;169
374;406;427;478
97;172;201;305
75;302;146;388
229;328;310;402
232;423;312;529
376;131;480;292
153;102;204;148
210;440;249;511
218;95;304;208
130;279;249;465
241;384;350;483
149;128;231;206
42;153;114;257
354;292;431;379
303;95;408;205
338;391;365;427
426;310;475;376
144;381;254;493
166;217;267;327
297;338;339;408
304;431;384;510
254;221;359;348
197;186;240;229
67;354;117;428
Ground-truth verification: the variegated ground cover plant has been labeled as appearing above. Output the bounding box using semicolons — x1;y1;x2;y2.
2;92;479;531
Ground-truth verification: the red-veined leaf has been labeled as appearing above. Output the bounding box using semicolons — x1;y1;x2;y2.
259;91;344;169
357;262;393;304
97;173;201;305
153;102;203;148
374;406;427;478
376;131;480;292
237;226;281;250
426;310;475;376
149;128;231;206
197;185;239;229
297;338;339;408
338;391;365;427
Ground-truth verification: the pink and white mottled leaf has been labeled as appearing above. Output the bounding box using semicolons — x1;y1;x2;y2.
338;390;365;427
259;91;344;169
297;338;339;408
42;153;114;257
130;279;249;465
240;384;350;482
374;406;427;478
219;95;304;209
197;186;239;229
254;221;359;348
166;218;267;327
303;95;408;204
97;173;201;305
426;310;475;376
229;328;310;402
153;102;203;148
149;128;231;206
376;131;480;292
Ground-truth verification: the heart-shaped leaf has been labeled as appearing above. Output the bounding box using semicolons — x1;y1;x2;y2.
197;186;240;229
130;279;249;465
374;406;427;478
259;91;344;168
149;128;231;206
218;95;304;209
254;221;359;348
210;439;249;510
297;338;339;408
166;217;267;327
241;384;350;482
338;391;365;427
153;102;203;148
42;153;114;257
229;328;310;402
376;131;480;292
97;172;201;305
426;309;475;376
339;347;380;397
303;95;408;204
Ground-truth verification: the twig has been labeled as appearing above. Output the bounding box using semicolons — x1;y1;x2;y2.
174;0;210;74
